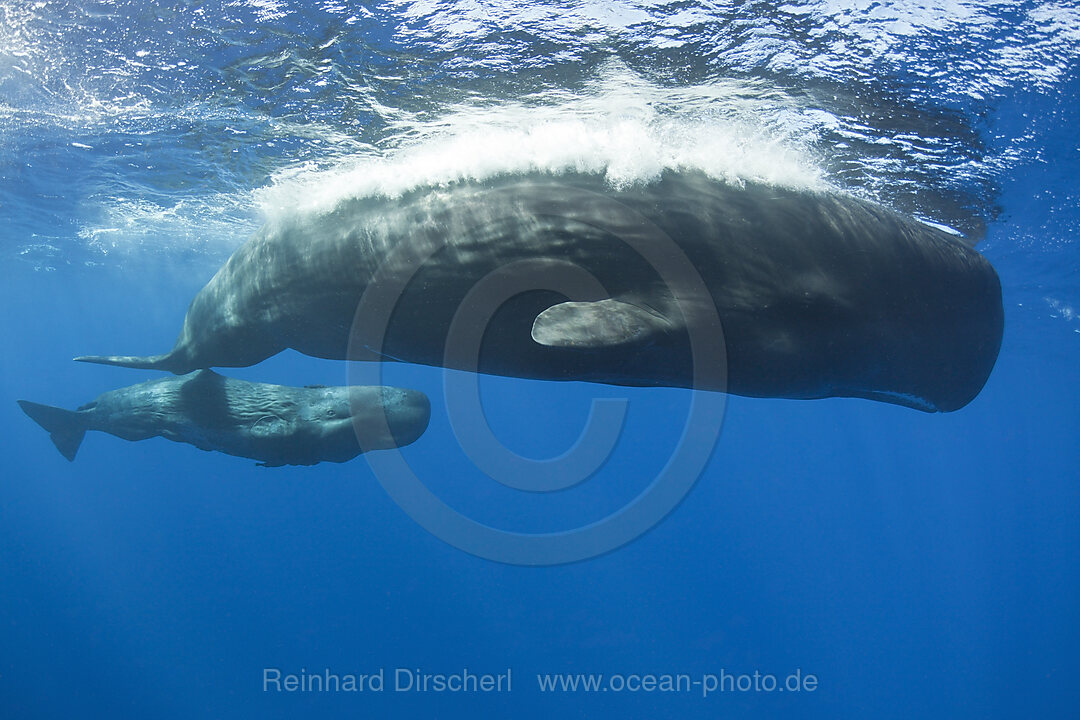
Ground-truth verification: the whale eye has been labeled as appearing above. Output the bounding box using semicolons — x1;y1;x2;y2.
326;409;337;418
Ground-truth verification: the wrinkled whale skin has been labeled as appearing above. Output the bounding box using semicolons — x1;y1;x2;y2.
18;370;430;466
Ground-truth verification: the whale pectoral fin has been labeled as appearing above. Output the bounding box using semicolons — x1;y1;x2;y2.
531;299;671;349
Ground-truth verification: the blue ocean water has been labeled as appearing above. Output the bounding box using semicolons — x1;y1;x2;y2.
2;1;1078;718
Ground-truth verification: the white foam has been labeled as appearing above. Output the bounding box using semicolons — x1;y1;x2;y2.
254;70;829;218
75;193;257;260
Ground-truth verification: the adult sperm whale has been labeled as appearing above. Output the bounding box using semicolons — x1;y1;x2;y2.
18;370;430;466
77;171;1003;412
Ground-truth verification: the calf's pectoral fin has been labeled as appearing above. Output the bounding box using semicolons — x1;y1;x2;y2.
531;298;672;349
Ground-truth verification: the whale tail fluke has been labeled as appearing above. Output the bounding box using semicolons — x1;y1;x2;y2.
74;352;178;371
17;400;89;462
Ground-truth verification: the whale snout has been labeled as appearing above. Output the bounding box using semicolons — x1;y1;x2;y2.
346;386;431;451
383;388;431;448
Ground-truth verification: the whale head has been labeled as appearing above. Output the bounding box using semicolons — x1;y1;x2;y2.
307;386;430;462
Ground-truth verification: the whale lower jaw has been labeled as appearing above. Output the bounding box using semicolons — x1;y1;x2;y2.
851;389;941;413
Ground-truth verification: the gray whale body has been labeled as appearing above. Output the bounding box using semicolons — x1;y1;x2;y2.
18;370;430;466
77;171;1003;412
